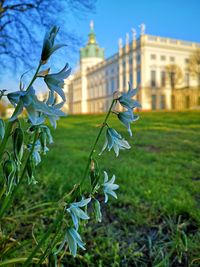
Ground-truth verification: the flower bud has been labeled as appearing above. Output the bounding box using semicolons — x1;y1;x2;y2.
41;26;65;64
3;159;16;194
12;127;24;163
40;131;48;154
27;157;37;185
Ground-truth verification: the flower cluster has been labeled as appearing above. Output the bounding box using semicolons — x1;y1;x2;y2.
100;83;140;156
58;83;140;257
2;26;70;194
57;198;92;257
7;86;67;128
0;24;141;262
62;170;119;257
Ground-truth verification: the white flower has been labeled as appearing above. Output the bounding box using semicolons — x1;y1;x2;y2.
67;197;91;229
99;128;130;157
103;171;119;203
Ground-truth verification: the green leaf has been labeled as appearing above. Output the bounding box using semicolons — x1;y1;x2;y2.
3;159;16;194
0;119;5;140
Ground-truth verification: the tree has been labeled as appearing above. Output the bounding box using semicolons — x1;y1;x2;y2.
188;49;200;88
0;0;96;72
165;64;183;90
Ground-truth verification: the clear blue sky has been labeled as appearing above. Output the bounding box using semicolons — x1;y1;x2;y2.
1;0;200;91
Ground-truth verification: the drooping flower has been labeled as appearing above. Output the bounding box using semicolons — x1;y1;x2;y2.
44;64;71;101
117;111;139;136
102;171;119;203
118;83;141;116
99;127;130;157
27;140;42;166
56;228;85;257
41;26;65;64
7;87;65;127
66;198;91;230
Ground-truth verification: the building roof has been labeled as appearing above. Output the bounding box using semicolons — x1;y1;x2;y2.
80;21;104;59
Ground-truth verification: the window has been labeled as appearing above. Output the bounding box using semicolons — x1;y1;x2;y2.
151;70;156;87
106;81;109;94
129;72;133;85
170;72;175;89
185;96;190;108
160;95;165;109
111;78;115;93
171;95;175;109
198;74;200;86
170;56;175;62
185;73;190;87
137;71;141;86
151;54;156;60
160;55;166;61
161;71;166;87
151;95;157;110
123;61;126;70
185;58;189;64
129;58;133;66
123;72;126;88
137;55;140;62
116;77;119;90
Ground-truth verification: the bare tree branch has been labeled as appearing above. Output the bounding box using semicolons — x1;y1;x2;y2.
0;0;96;73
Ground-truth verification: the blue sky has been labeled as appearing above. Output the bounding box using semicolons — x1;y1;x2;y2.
76;0;200;60
1;0;200;91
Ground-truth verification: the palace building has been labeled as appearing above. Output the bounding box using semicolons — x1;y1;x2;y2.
64;22;200;114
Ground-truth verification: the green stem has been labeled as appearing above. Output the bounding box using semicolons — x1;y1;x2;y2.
26;62;42;92
0;61;42;217
0;128;39;219
23;99;116;265
37;218;63;265
0;121;13;161
79;99;116;187
0;258;39;266
23;212;64;267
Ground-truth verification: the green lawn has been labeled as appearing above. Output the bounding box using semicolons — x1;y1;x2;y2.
2;111;200;266
34;111;200;266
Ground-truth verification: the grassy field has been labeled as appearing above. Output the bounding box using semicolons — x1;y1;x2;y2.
2;111;200;266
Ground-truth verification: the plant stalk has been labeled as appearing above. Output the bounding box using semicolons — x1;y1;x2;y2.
23;212;64;267
0;128;39;219
0;62;41;162
80;99;116;187
23;99;116;265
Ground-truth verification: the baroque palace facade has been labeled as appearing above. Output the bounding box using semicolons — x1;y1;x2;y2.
65;22;200;114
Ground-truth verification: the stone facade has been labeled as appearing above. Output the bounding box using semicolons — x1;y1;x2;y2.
65;23;200;114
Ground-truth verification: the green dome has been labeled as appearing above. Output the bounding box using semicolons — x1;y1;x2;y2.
80;21;104;59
